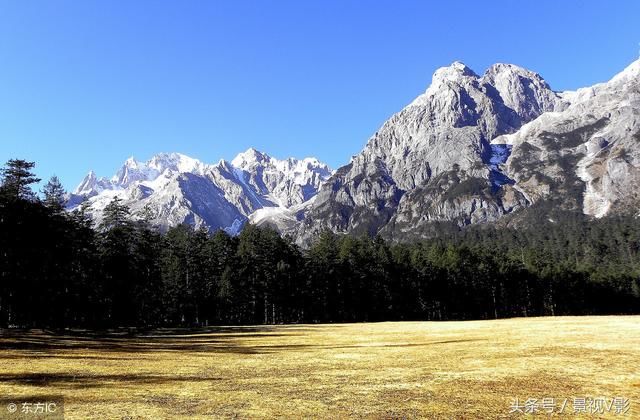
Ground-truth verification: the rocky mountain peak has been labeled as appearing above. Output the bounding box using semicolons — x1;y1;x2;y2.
290;59;640;245
480;62;566;120
430;61;478;85
231;148;270;168
75;170;98;195
147;152;206;175
483;62;544;80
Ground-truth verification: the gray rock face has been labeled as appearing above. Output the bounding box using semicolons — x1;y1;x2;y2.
294;61;570;242
68;150;332;234
495;59;640;218
69;59;640;242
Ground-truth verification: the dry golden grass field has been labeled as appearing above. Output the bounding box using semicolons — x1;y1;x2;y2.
0;316;638;419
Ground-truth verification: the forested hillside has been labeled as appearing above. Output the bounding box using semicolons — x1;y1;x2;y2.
1;159;638;328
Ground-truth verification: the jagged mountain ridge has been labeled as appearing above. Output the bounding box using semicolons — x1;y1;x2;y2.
69;149;332;233
69;59;640;242
284;59;639;243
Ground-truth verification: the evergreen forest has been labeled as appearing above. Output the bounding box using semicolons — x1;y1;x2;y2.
1;159;639;328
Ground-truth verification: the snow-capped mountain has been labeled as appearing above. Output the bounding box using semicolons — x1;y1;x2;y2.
74;153;208;197
68;150;332;234
69;59;640;243
231;148;331;207
283;58;640;243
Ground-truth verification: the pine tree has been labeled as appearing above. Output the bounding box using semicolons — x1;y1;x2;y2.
98;197;136;325
42;175;66;212
99;197;131;231
0;159;41;201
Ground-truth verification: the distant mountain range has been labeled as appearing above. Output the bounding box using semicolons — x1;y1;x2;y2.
68;148;332;235
70;58;640;242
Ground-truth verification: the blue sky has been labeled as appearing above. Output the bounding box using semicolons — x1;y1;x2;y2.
1;1;639;191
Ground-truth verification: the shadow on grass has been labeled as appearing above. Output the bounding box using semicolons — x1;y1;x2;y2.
0;326;484;358
0;372;225;388
0;336;272;354
0;326;295;355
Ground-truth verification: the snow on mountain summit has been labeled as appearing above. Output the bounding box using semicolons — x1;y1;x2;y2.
231;148;269;168
74;152;210;196
69;149;332;234
229;148;333;208
147;152;207;174
606;57;640;85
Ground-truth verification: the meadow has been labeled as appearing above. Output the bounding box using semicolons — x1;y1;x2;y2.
0;316;638;419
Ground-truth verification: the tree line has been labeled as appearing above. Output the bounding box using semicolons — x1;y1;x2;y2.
0;159;638;328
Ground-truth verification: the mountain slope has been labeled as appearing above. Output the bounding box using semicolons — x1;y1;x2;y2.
288;59;639;243
496;59;640;218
